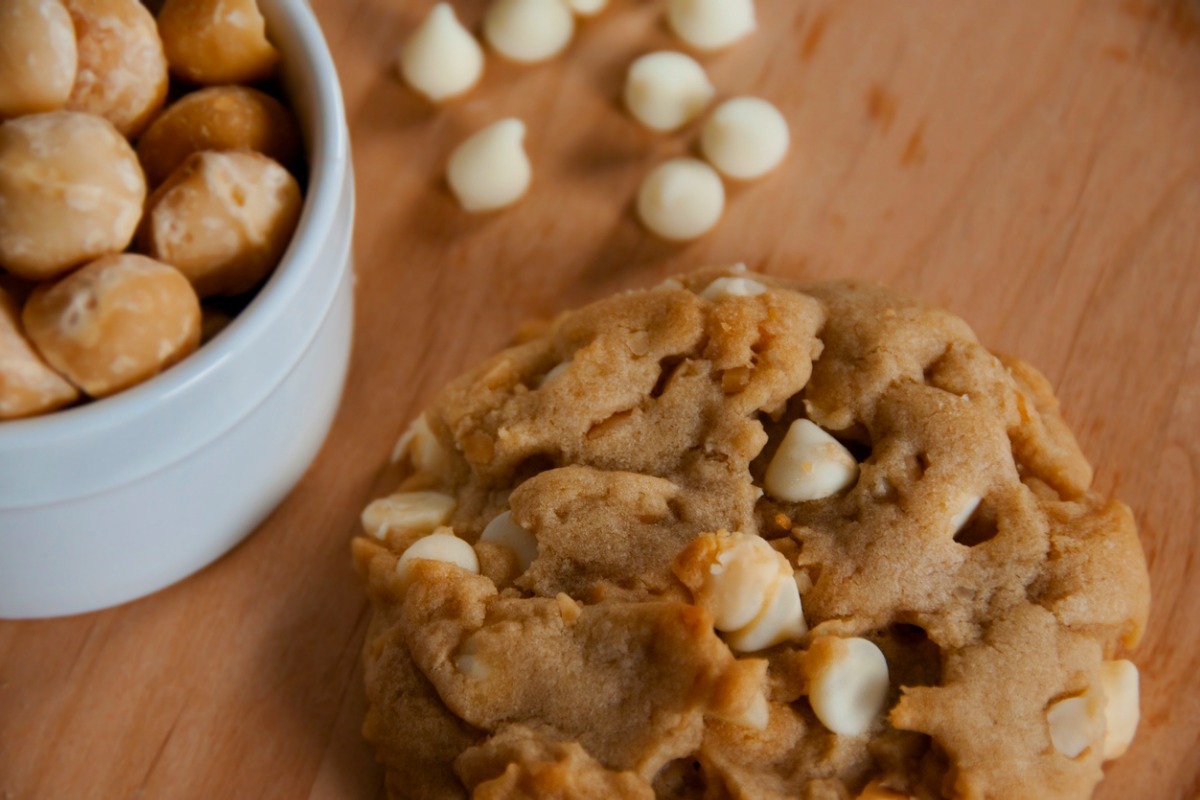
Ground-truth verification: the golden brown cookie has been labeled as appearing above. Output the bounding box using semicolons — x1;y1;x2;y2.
354;267;1150;800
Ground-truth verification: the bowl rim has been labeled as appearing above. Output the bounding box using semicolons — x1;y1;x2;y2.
0;0;349;446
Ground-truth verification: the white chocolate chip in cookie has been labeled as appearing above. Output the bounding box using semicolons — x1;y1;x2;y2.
480;510;539;573
637;158;724;241
447;118;532;212
483;0;575;64
623;51;714;133
1047;692;1104;759
701;276;767;302
396;530;480;589
701;96;790;180
1099;660;1140;760
949;494;982;534
399;3;484;102
361;491;456;539
805;636;890;736
666;0;756;52
390;412;450;477
724;569;807;652
765;419;859;502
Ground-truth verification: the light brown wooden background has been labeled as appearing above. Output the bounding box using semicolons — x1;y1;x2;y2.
2;0;1198;797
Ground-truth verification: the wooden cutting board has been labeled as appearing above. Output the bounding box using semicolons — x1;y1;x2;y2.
2;0;1197;797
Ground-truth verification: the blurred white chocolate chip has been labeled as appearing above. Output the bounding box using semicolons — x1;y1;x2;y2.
764;419;859;502
700;276;767;302
1099;660;1140;760
361;491;456;539
539;360;571;387
563;0;607;16
447;118;532;212
483;0;575;64
805;636;890;736
480;510;539;573
390;412;450;476
623;51;714;132
399;3;484;102
1047;692;1104;759
636;158;724;241
666;0;756;51
395;529;480;589
701;96;789;180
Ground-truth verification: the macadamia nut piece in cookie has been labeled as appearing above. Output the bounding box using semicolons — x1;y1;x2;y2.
361;491;456;541
0;287;78;419
139;150;302;297
447;118;532;212
483;0;574;64
764;419;859;502
0;0;78;120
1099;660;1139;760
158;0;280;85
22;254;201;398
63;0;169;138
701;96;790;180
667;0;756;51
0;111;146;280
399;3;484;103
623;51;714;132
136;86;302;186
804;636;891;736
636;157;724;241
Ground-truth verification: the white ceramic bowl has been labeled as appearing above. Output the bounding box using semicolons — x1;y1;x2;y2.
0;0;355;619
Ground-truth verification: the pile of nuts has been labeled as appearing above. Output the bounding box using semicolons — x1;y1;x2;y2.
0;0;303;420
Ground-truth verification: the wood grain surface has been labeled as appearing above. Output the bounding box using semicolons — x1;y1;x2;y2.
2;0;1198;797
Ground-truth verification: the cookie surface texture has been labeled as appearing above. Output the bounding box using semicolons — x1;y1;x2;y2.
354;267;1150;800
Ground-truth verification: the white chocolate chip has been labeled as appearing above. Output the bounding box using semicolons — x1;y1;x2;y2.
390;412;449;476
666;0;756;51
764;419;860;502
396;530;480;589
1047;693;1104;759
805;636;890;736
724;569;808;652
623;51;714;132
1099;660;1140;760
949;494;981;534
456;633;491;679
361;491;456;539
539;360;571;387
483;0;575;63
479;510;539;572
636;158;724;241
398;3;484;102
447;118;532;212
700;96;790;180
563;0;607;16
700;276;767;302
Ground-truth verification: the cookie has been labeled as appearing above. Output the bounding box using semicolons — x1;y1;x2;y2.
354;267;1150;800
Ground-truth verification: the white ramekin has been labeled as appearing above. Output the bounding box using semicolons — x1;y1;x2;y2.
0;0;355;619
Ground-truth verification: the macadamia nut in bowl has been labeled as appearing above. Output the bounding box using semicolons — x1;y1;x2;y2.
0;0;355;619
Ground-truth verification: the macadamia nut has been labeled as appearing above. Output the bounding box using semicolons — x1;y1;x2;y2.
1099;659;1140;760
804;636;891;736
136;86;302;186
158;0;280;85
22;254;201;398
399;3;484;103
0;111;146;280
0;287;78;419
396;529;480;590
483;0;574;64
1046;692;1104;759
447;118;532;212
764;419;859;502
139;150;303;297
667;0;756;51
0;0;78;120
623;51;714;132
700;276;767;302
636;157;724;241
479;510;538;573
701;96;790;180
361;490;456;540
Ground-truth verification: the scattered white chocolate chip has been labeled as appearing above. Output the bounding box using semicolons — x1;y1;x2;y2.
949;494;981;535
701;96;790;180
666;0;756;52
398;3;485;102
1099;660;1140;760
396;530;480;588
563;0;607;15
764;419;859;502
1047;693;1104;759
390;412;449;477
447;118;533;212
361;491;456;539
700;276;767;302
636;158;725;241
483;0;575;63
480;510;539;572
805;636;890;736
623;51;714;132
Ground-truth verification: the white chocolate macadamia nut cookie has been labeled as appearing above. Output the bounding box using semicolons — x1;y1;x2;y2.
157;0;280;85
22;254;200;398
0;287;78;419
0;111;146;280
398;3;484;103
139;150;302;297
353;267;1149;800
0;0;78;120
